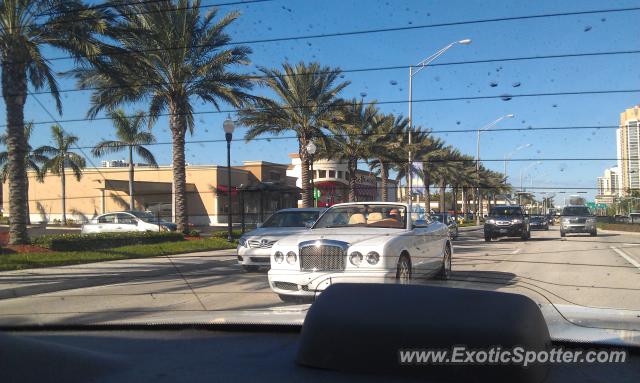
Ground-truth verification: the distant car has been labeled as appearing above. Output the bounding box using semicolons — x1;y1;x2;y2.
483;205;530;242
81;211;177;234
431;213;459;239
560;205;597;237
237;208;326;272
529;215;549;230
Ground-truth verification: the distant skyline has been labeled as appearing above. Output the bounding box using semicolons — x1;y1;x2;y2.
2;0;640;202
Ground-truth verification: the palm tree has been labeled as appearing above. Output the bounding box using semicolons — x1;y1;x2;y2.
412;134;447;210
0;123;48;224
35;125;86;224
368;114;407;202
70;1;254;232
327;98;379;202
239;62;349;207
0;0;108;243
92;110;158;211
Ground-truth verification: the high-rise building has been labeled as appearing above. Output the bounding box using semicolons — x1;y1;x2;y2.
595;167;620;205
617;105;640;195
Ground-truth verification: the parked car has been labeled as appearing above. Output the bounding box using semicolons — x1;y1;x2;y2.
237;208;326;272
81;211;177;234
267;202;452;302
560;205;597;237
529;215;549;230
431;213;459;239
483;205;531;241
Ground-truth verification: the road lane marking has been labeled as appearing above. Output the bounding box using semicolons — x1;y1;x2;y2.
511;249;521;255
610;246;640;269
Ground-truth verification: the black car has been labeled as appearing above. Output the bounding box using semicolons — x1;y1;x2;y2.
529;215;549;230
483;205;530;242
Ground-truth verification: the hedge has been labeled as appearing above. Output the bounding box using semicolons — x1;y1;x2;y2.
33;231;184;251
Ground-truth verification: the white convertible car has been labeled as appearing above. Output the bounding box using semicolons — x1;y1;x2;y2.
268;202;452;302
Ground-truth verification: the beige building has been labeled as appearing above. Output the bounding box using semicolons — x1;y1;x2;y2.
595;166;620;205
1;161;299;226
617;105;640;196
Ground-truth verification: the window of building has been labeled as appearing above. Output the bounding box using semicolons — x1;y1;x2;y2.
318;170;327;178
338;171;343;179
329;170;336;178
269;171;281;182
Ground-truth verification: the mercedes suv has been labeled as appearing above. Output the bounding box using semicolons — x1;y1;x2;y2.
560;205;597;237
484;205;531;242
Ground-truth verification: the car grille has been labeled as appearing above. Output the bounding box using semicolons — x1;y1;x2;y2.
274;281;298;291
299;244;346;271
247;239;278;249
570;218;586;224
249;256;270;263
496;221;512;226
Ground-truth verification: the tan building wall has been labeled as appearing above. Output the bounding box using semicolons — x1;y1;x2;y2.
618;106;640;196
2;161;299;226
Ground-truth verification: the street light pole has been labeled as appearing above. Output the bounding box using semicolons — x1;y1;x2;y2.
475;114;515;225
407;38;472;211
223;116;235;243
504;143;532;184
306;141;317;207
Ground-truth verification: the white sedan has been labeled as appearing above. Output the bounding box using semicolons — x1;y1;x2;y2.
268;202;452;302
81;211;177;234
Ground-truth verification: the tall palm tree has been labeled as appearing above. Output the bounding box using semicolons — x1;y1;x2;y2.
327;98;379;202
35;125;85;224
0;0;108;243
92;109;158;211
390;127;429;202
368;114;407;202
0;123;48;224
70;1;254;232
413;134;447;210
239;62;349;207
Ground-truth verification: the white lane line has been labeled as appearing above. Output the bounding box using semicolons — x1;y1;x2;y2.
511;248;521;255
610;246;640;269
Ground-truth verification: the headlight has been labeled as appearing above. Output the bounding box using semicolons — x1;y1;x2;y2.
366;251;380;265
487;219;496;224
286;251;297;264
349;251;363;266
238;237;247;247
513;219;522;224
274;251;284;264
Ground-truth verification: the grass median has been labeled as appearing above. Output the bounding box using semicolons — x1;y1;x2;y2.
597;222;640;232
0;237;237;271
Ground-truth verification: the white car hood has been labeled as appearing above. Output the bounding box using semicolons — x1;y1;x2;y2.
275;227;407;247
242;226;309;239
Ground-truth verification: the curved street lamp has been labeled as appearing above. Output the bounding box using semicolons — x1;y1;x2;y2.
407;38;472;209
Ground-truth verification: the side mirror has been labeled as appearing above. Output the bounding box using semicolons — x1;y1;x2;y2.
305;220;315;229
483;214;488;218
412;219;428;229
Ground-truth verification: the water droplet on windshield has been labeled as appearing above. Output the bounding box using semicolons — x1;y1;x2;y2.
601;18;606;22
584;25;592;32
360;92;367;98
512;82;521;87
390;80;398;85
456;121;461;125
489;82;498;87
552;104;558;108
500;94;512;101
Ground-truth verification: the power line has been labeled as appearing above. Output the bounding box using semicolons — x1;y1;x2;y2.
11;88;640;128
7;49;638;99
22;6;640;64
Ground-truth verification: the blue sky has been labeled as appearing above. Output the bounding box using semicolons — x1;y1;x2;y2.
3;0;640;201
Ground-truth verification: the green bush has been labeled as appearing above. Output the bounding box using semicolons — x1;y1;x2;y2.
33;231;184;251
186;229;201;237
211;229;243;239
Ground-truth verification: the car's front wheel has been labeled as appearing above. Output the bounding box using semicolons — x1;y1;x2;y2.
437;244;452;280
590;230;597;237
484;231;492;242
395;254;412;284
242;265;260;272
560;230;566;237
278;294;300;303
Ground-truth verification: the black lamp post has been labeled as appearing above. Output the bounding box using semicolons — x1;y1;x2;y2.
223;115;235;242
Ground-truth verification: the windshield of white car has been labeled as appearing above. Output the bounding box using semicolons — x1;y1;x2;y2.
562;207;592;216
314;205;407;229
260;211;320;228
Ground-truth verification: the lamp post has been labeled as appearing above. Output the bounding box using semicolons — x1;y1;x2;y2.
306;140;317;207
519;161;542;192
475;114;515;224
407;38;472;210
223;115;235;242
504;143;532;183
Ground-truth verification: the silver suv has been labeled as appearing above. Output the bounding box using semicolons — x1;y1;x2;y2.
560;205;597;237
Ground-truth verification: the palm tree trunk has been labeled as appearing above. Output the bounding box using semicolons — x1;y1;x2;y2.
423;164;431;212
2;58;29;244
451;185;457;213
170;101;188;232
300;146;311;208
461;187;467;215
380;161;389;202
348;157;357;202
128;145;134;211
439;178;446;213
61;164;67;224
25;176;30;225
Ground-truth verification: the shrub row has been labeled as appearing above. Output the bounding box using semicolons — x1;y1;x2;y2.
33;231;184;251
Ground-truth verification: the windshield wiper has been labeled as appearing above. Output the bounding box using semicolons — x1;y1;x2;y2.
322;224;360;228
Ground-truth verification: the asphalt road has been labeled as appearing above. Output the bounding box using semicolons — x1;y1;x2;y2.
1;226;639;326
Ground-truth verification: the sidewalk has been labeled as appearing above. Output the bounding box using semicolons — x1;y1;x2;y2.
459;225;482;232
